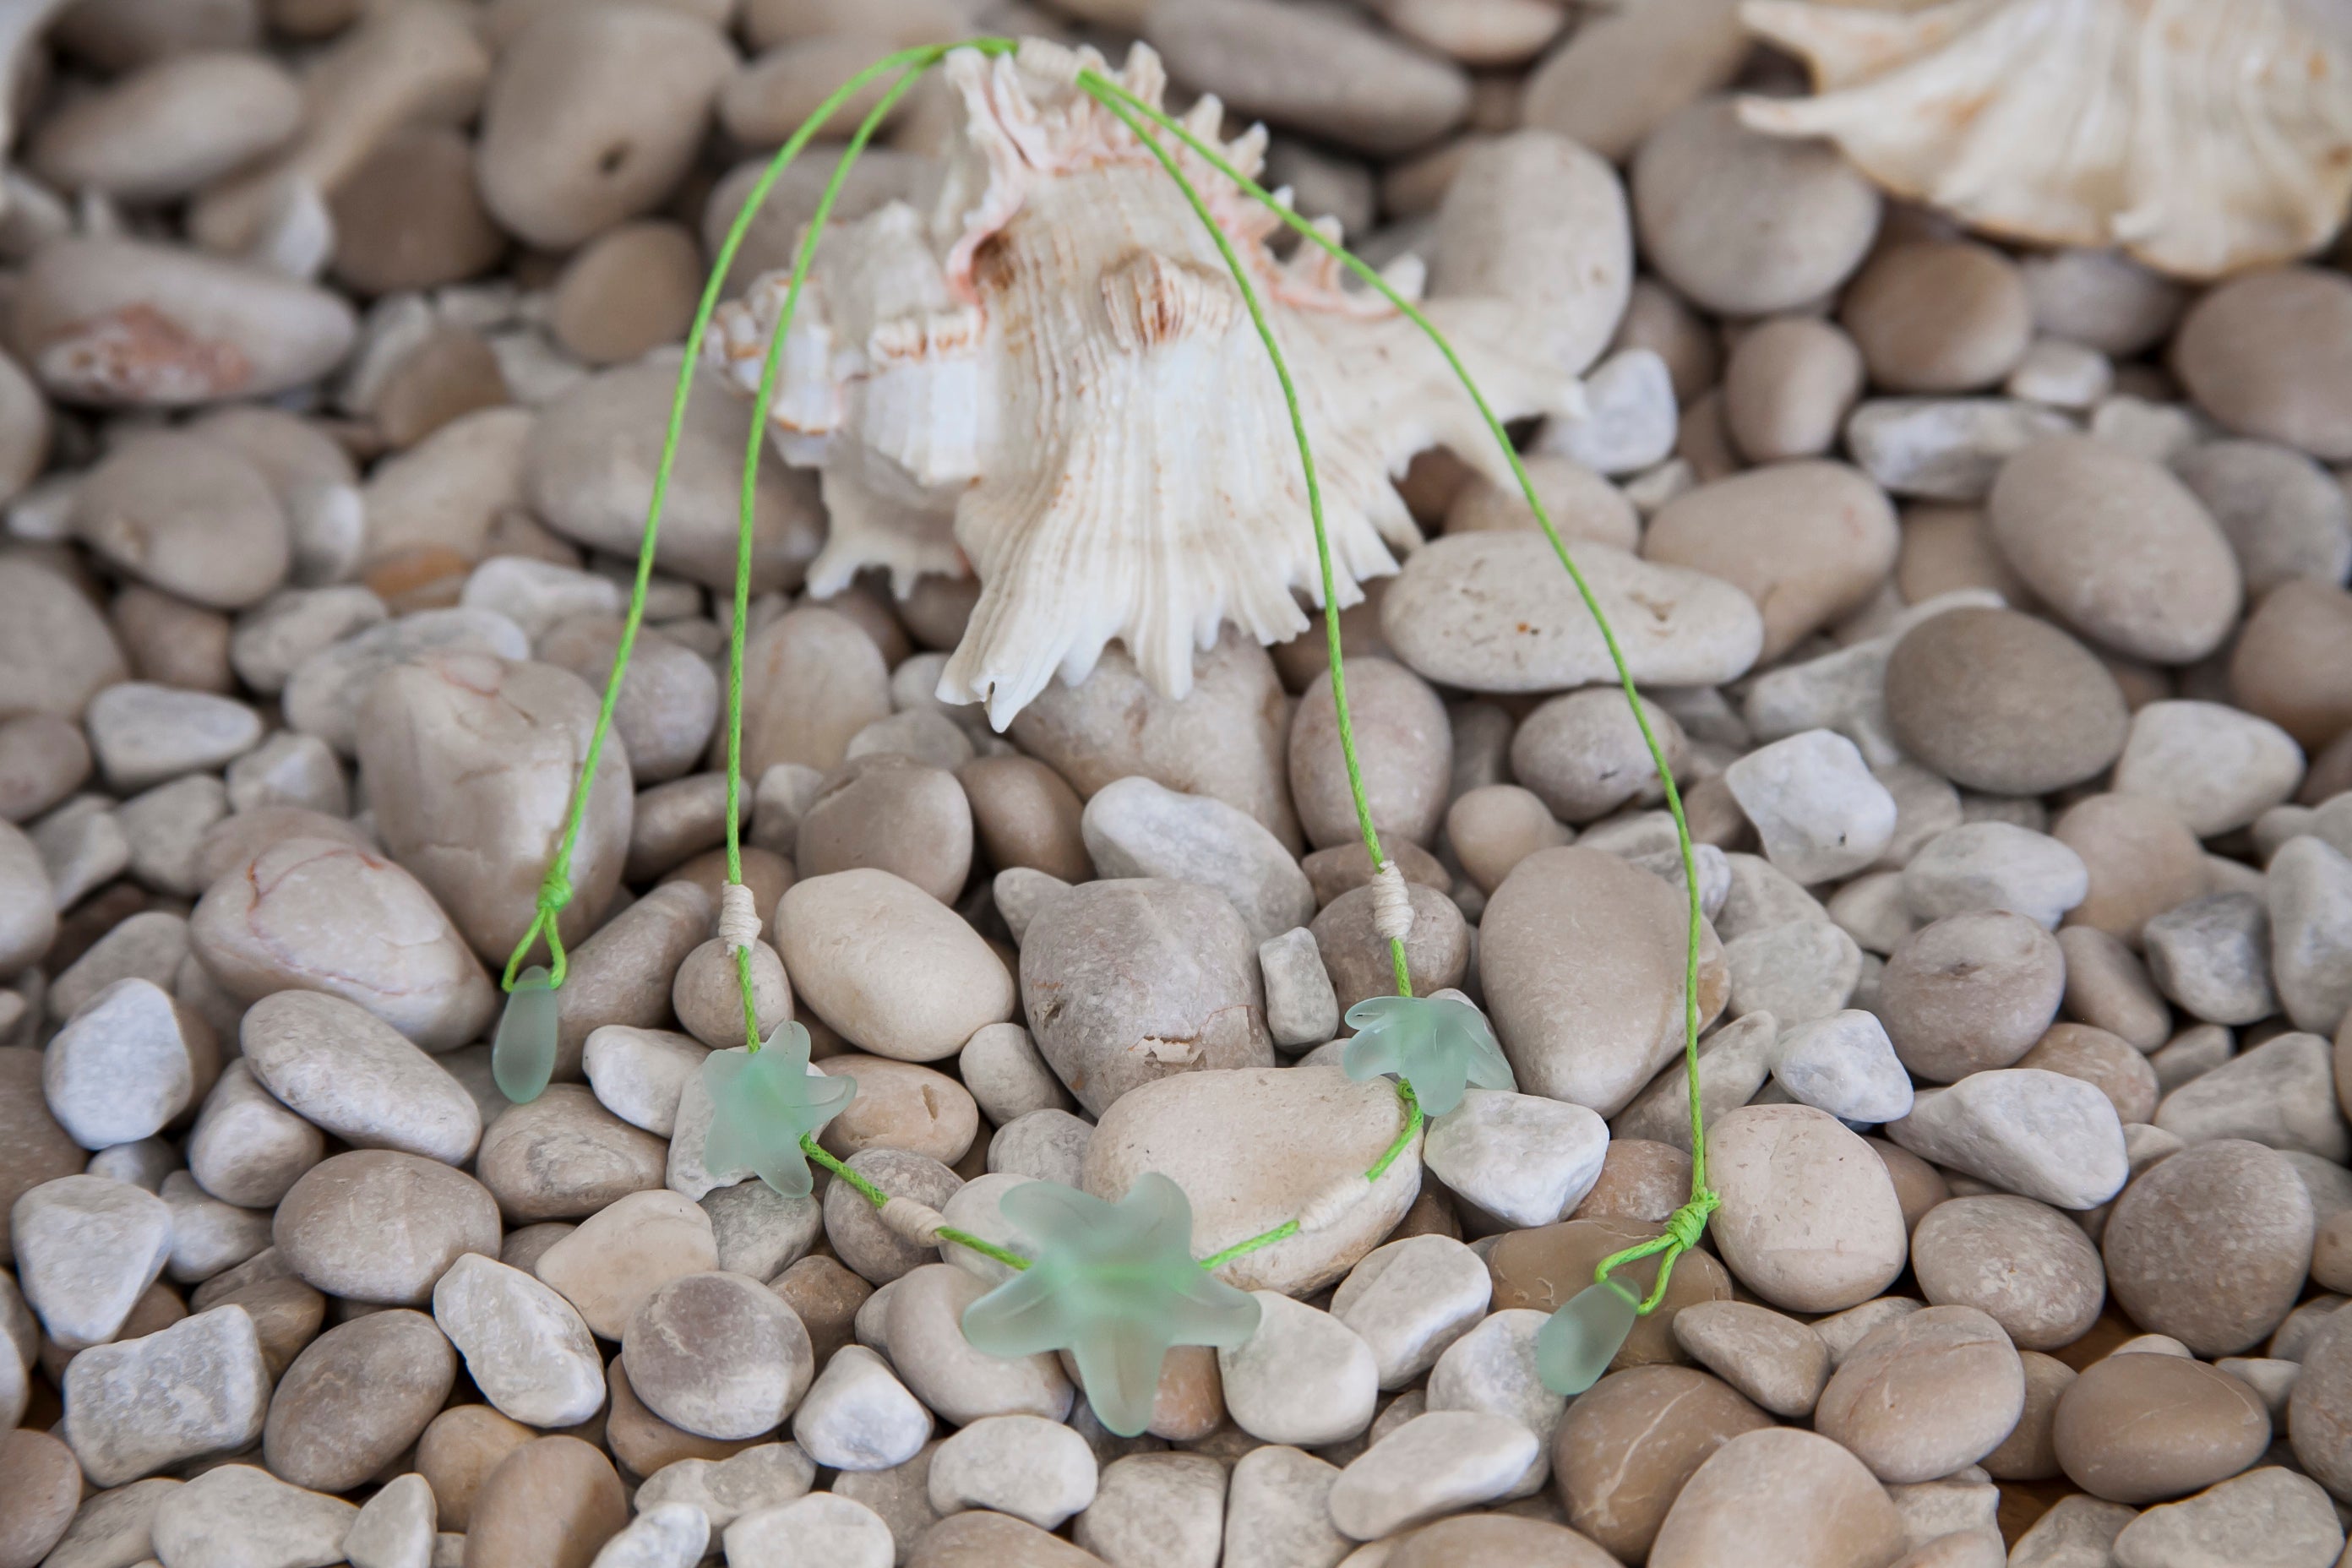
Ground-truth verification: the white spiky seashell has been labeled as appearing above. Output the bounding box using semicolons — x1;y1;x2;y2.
705;40;1587;727
1737;0;2352;278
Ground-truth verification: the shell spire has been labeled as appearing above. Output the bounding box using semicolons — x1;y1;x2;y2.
705;40;1583;727
1737;0;2352;278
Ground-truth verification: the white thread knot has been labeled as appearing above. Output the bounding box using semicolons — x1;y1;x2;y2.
717;882;761;953
1298;1173;1373;1234
879;1197;946;1247
1369;860;1413;944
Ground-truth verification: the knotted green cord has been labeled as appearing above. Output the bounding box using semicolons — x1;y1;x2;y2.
1073;69;1717;1310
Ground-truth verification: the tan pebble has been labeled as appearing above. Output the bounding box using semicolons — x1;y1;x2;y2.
1550;1364;1771;1562
1982;1350;2075;1481
533;1189;718;1340
0;1428;81;1568
2315;1209;2352;1294
955;755;1090;885
526;361;824;594
1446;784;1571;895
2229;579;2352;750
261;1308;455;1494
718;36;917;148
1300;839;1451;909
1507;689;1683;825
1142;0;1471;156
1647;1427;1908;1568
2050;1350;2270;1504
1910;1194;2105;1351
329;126;508;297
476;6;733;250
1877;911;2064;1083
1488;1216;1732;1369
1441;454;1638;552
1705;1103;1908;1313
415;1403;536;1531
1669;1299;1832;1418
465;1435;627;1568
30;52;303;202
2049;794;2204;947
112;588;233;694
18;237;357;406
1814;1304;2024;1484
1571;1137;1690;1225
796;755;972;905
371;328;508;451
816;1054;977;1167
1310;879;1468;1015
1610;276;1719;405
1840;242;2033;394
770;1255;872;1364
1893;504;2034;609
1642;462;1898;662
737;609;892;776
74;433;290;611
2014;1024;2158;1126
549;220;702;367
604;1355;760;1477
778;868;1014;1064
1631;97;1881;318
1290;658;1451;851
2172;265;2352;461
672;937;792;1050
2100;1139;2313;1358
1882;607;2127;795
2056;926;2172;1051
1480;846;1729;1115
1723;316;1865;463
1522;0;1751;163
1986;437;2241;665
474;1085;669;1223
1865;1137;1949;1233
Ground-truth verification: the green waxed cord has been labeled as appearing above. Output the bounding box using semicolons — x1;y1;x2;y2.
495;39;1017;1000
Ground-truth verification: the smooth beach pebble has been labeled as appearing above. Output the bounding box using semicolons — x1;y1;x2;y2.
1986;436;2242;665
1883;607;2129;795
1840;241;2033;394
2172;265;2352;460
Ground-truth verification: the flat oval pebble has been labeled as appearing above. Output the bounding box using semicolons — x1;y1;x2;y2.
1647;1427;1907;1568
2101;1139;2314;1358
1811;1304;2024;1484
261;1308;455;1493
1644;461;1898;662
1631;98;1880;318
2173;265;2352;461
1987;436;2241;664
1553;1364;1772;1561
1911;1194;2104;1351
1883;607;2128;794
238;990;480;1164
2053;1350;2272;1504
1381;534;1763;694
1145;0;1470;155
1705;1104;1908;1314
273;1150;500;1306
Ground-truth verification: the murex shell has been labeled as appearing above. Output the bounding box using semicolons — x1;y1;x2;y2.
1740;0;2352;279
705;40;1590;726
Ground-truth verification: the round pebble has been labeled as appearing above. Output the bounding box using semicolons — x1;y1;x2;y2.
2101;1139;2315;1358
1883;607;2128;794
1910;1195;2104;1352
1840;241;2033;393
2052;1351;2272;1504
2172;265;2352;461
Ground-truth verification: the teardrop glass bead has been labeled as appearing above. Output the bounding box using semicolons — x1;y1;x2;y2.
493;966;558;1104
1536;1277;1642;1396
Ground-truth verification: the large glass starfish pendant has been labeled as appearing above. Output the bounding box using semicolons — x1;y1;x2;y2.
700;1021;856;1199
1340;993;1516;1116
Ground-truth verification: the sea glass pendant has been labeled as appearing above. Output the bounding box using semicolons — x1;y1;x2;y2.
1341;993;1516;1116
1536;1277;1642;1396
701;1021;856;1199
492;966;558;1104
961;1173;1262;1437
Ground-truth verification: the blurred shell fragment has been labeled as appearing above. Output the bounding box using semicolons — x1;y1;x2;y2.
704;40;1589;727
1737;0;2352;278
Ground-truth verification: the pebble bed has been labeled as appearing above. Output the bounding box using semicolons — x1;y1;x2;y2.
6;3;2352;1568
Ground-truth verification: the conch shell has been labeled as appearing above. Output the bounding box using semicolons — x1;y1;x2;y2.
1738;0;2352;278
705;41;1587;727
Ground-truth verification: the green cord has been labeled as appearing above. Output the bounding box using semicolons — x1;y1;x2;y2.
1078;79;1412;1001
1074;69;1716;1310
721;56;955;1052
497;40;1007;997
